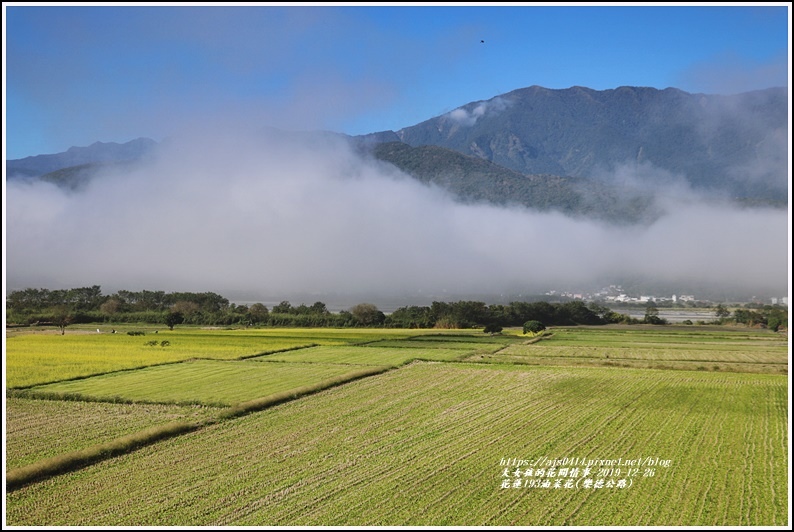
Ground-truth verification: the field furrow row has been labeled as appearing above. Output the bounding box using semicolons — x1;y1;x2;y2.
5;325;787;526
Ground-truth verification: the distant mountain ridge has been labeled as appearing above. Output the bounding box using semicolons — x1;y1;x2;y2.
6;137;158;178
368;141;658;223
362;85;788;200
6;85;787;221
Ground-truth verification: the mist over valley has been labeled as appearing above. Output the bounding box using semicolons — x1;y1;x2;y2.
5;85;789;305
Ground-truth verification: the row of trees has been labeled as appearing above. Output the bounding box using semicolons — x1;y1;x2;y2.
713;304;787;332
386;300;636;329
5;287;390;330
7;287;639;331
7;287;232;315
9;286;785;332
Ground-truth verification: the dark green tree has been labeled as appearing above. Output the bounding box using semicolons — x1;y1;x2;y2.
643;304;666;325
165;311;184;331
523;320;546;335
52;305;74;335
65;285;104;311
767;314;783;332
272;301;293;314
565;301;604;325
248;303;269;324
429;300;489;328
387;306;433;328
483;323;503;335
310;301;329;315
350;303;385;327
715;304;731;322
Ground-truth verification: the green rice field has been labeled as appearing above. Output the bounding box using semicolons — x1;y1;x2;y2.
5;398;218;470
251;344;473;365
4;324;789;526
18;359;389;406
4;327;426;387
5;361;787;526
473;326;788;374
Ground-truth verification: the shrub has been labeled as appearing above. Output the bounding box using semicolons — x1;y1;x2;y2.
523;320;546;334
483;323;503;334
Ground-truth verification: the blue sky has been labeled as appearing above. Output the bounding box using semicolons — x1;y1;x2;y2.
3;3;790;160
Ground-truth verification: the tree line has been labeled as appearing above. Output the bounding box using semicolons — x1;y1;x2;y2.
6;286;786;332
712;303;787;332
5;286;637;331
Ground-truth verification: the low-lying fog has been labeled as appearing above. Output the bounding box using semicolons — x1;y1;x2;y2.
6;129;789;304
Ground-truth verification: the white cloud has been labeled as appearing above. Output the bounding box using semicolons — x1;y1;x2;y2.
446;96;510;127
5;129;788;302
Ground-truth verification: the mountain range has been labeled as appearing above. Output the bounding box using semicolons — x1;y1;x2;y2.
7;85;788;223
7;137;159;178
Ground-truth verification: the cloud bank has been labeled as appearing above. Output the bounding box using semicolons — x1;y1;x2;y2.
5;129;789;304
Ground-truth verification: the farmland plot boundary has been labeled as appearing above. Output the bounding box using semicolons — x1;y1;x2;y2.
7;343;323;391
5;365;393;491
6;420;202;491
